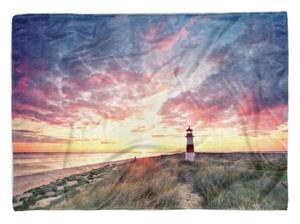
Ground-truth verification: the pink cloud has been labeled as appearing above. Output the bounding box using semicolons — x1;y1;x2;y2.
101;140;116;144
159;90;227;126
59;68;168;122
238;104;288;134
14;75;29;94
13;105;69;126
159;89;288;135
142;25;189;52
143;26;158;41
131;125;150;133
155;27;189;52
63;67;167;101
86;73;115;87
14;63;182;126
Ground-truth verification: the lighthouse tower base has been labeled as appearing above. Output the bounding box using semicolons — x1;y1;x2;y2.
185;152;195;162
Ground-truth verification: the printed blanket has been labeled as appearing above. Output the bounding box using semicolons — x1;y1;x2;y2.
12;13;288;210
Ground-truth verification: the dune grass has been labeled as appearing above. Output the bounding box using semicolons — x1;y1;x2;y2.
48;153;287;210
52;158;182;209
187;157;288;209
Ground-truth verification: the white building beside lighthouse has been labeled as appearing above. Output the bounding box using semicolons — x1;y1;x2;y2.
185;126;195;161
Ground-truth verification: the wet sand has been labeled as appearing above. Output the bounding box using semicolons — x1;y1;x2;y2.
13;158;132;196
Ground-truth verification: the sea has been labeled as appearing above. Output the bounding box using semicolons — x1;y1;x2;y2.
13;152;162;177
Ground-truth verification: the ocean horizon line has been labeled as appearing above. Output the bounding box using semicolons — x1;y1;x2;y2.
13;150;287;154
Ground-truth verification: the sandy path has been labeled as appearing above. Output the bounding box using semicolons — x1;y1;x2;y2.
13;159;132;196
178;184;203;208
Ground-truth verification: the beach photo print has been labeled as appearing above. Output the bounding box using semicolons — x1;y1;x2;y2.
12;13;288;210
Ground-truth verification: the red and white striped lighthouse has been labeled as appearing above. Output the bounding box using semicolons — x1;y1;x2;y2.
185;126;195;161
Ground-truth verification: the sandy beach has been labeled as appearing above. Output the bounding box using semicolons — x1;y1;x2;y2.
13;158;132;196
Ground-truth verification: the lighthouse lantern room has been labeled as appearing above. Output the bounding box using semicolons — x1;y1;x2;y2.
185;126;195;161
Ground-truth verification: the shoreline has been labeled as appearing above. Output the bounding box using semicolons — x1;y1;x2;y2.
13;158;133;196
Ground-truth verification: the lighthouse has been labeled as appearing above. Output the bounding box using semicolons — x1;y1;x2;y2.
185;126;195;161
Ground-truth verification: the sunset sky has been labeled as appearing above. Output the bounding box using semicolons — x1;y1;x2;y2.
12;13;288;153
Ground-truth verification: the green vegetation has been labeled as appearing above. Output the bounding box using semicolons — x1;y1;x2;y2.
188;157;288;209
53;159;182;209
14;153;288;210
